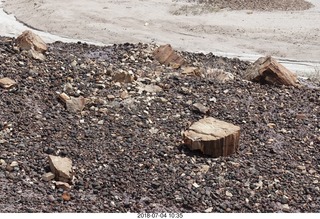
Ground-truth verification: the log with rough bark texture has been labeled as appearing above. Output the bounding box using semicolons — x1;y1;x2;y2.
244;56;297;86
183;117;240;158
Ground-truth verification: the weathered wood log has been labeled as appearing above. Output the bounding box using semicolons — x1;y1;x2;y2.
183;117;240;158
244;56;297;86
153;44;184;68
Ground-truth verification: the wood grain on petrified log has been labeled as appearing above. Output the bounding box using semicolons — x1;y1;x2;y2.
244;56;297;86
183;117;240;158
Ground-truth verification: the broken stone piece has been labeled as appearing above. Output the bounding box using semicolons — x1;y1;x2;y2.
54;181;72;190
244;56;297;86
192;103;210;114
0;77;17;89
42;172;55;181
205;68;234;82
138;84;163;94
153;44;184;68
58;92;86;113
181;67;203;76
16;30;47;53
112;71;135;83
183;117;240;158
48;155;73;183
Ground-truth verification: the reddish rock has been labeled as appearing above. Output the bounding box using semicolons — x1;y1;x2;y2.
153;44;184;68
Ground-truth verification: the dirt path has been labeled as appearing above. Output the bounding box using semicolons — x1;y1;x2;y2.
1;0;320;74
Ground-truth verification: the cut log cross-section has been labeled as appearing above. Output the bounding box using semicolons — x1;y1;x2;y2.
183;117;240;158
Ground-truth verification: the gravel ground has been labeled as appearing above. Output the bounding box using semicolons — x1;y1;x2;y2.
0;36;320;213
182;0;314;11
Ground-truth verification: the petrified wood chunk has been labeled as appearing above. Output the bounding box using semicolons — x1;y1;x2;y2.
153;44;184;68
244;56;297;86
183;117;240;158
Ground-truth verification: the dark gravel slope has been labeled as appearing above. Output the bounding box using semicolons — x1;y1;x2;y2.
183;0;314;11
0;37;320;212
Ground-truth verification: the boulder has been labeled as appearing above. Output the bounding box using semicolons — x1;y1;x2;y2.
183;117;240;158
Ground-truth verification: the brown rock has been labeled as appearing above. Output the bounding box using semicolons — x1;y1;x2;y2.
183;117;240;158
62;192;71;201
112;71;135;83
48;155;73;182
244;56;297;86
153;44;184;68
0;77;17;89
16;30;47;53
296;113;307;120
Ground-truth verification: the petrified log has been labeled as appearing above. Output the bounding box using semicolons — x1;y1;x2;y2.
183;117;240;158
153;44;184;68
244;56;297;86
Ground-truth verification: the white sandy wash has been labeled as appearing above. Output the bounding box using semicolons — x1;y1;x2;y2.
1;0;320;75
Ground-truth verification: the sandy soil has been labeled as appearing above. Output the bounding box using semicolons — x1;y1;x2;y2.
1;0;320;73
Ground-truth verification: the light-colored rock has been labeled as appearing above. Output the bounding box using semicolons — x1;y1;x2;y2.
153;44;184;68
28;49;46;61
54;181;72;190
120;90;129;99
10;161;19;167
42;172;55;181
226;190;233;197
244;56;297;86
0;77;17;89
138;84;163;94
204;207;213;213
58;92;86;113
183;117;240;158
48;155;73;182
181;67;203;76
16;30;47;53
193;103;209;114
0;159;6;166
107;94;115;101
205;68;234;82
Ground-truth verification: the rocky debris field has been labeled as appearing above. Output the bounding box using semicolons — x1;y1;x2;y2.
182;0;314;11
0;36;320;213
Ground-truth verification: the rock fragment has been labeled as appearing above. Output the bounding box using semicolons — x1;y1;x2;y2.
0;77;17;89
48;155;73;183
42;172;55;181
192;103;209;114
55;181;72;190
112;71;135;83
183;117;240;158
153;44;184;68
205;68;234;82
244;56;297;86
58;92;86;113
16;30;47;60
